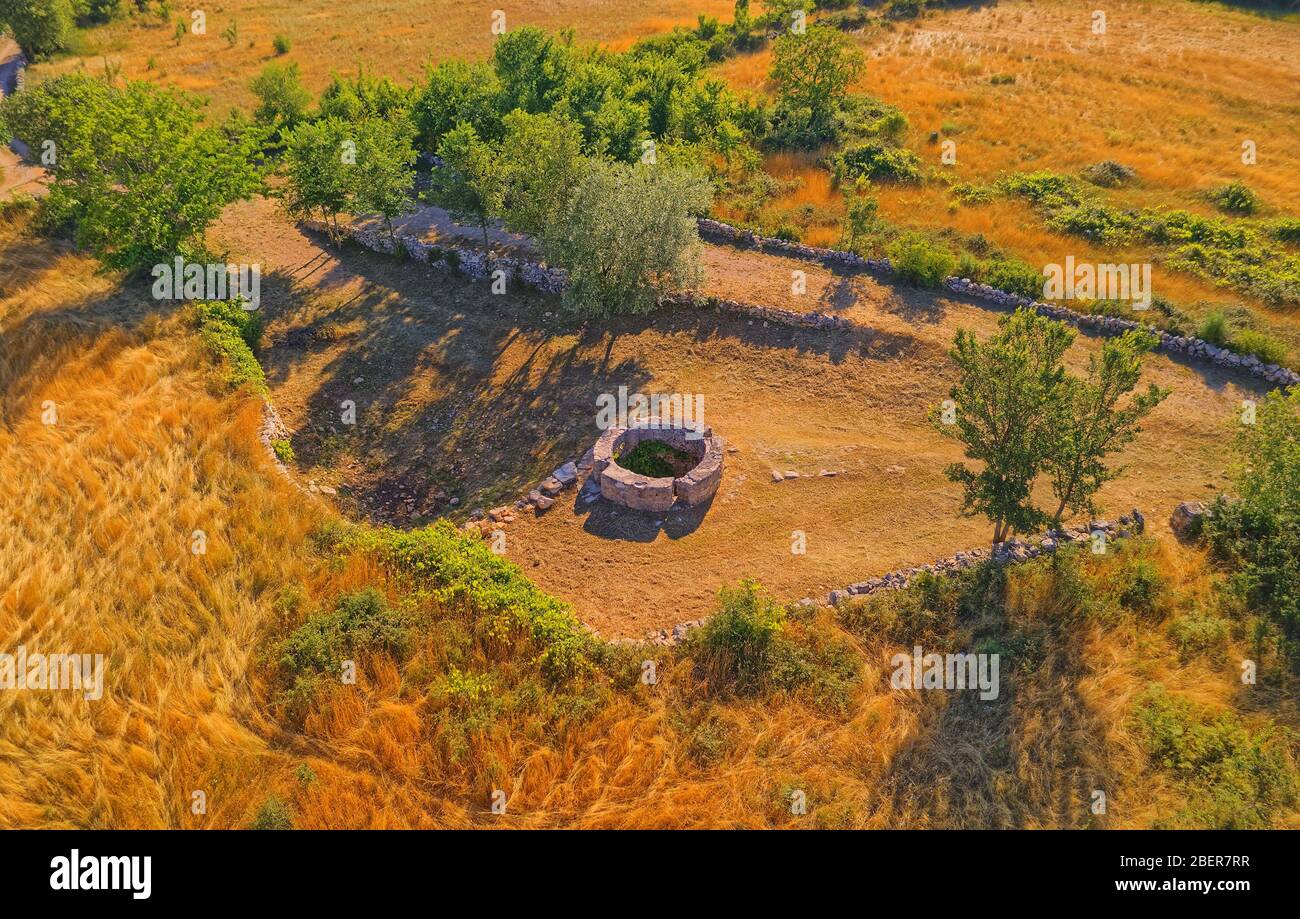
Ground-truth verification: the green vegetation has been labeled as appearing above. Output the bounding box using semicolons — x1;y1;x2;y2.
686;580;858;710
195;299;266;393
272;33;291;56
936;309;1167;540
248;794;295;830
967;171;1300;307
275;586;411;717
1204;385;1300;668
888;233;953;287
0;0;76;60
769;24;864;149
542;160;711;315
1207;180;1260;216
617;439;698;478
1135;684;1296;829
271;438;295;464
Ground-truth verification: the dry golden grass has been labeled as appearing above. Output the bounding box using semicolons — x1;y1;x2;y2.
714;0;1300;336
1;212;1295;829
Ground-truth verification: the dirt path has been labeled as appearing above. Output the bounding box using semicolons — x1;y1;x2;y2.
216;196;1260;636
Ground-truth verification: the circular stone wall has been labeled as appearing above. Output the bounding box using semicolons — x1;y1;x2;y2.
591;426;724;512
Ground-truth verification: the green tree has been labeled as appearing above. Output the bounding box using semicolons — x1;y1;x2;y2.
2;72;264;270
429;122;504;253
0;0;75;60
411;59;502;152
495;110;584;238
280;117;356;242
250;61;311;134
935;309;1074;543
769;24;863;148
492;26;573;116
1047;329;1169;523
352;115;416;240
542;161;712;316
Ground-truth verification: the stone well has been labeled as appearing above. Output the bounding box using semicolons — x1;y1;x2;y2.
591;425;724;512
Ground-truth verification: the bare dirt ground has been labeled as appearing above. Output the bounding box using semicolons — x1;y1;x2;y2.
211;196;1266;636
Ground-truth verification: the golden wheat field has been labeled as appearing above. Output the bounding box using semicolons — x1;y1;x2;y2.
2;0;1299;846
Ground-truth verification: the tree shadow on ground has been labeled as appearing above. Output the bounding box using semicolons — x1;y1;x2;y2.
871;563;1117;829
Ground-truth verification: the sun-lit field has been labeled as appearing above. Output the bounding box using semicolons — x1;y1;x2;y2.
4;1;1299;836
714;0;1300;338
29;0;736;112
4;211;1295;830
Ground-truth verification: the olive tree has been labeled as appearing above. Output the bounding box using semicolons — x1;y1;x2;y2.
542;161;712;316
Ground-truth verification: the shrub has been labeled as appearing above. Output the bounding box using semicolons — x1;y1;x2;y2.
1197;309;1230;345
687;580;858;707
272;33;291;55
1231;328;1289;365
982;257;1043;298
1117;557;1166;615
1203;386;1300;666
271;438;295;464
989;73;1016;85
248;795;294;830
195;300;266;393
1208;180;1259;216
1168;611;1229;658
888;233;954;288
277;587;411;681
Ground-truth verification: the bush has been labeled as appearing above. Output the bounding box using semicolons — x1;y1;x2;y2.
272;33;291;55
888;233;954;288
277;587;411;681
195;300;266;392
1134;685;1296;828
831;142;922;184
1231;328;1289;366
1203;386;1300;667
271;438;295;464
982;257;1043;298
1208;180;1259;216
248;795;294;830
1197;309;1230;345
687;580;858;707
1168;610;1229;658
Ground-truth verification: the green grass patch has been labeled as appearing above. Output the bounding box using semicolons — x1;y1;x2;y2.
616;439;698;478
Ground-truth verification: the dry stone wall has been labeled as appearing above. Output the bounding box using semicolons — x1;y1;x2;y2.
699;218;1300;389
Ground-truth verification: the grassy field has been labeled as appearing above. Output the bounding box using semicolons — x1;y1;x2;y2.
29;0;736;111
713;0;1300;341
3;205;1295;828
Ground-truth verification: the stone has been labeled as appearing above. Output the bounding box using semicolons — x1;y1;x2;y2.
553;462;578;487
1131;507;1145;533
318;485;337;496
772;470;785;482
532;494;555;511
539;477;564;497
1169;501;1206;541
784;470;799;479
